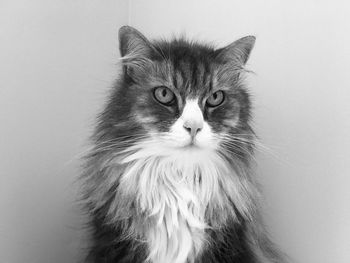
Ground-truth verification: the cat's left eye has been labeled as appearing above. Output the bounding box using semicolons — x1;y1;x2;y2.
206;90;225;107
153;86;175;106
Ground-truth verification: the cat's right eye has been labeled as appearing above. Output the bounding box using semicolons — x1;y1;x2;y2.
153;86;175;106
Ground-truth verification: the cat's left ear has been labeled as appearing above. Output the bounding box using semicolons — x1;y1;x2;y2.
217;36;256;65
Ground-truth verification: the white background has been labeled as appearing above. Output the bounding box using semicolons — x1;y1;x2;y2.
1;1;350;263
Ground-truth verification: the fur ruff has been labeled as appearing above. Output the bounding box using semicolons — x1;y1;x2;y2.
83;137;258;263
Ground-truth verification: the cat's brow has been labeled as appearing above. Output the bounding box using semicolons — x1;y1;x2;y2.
210;72;233;92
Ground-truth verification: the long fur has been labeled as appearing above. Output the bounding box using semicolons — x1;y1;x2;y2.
80;26;286;263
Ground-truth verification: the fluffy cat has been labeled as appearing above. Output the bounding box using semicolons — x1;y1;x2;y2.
81;26;285;263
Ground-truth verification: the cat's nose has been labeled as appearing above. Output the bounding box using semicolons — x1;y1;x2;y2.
183;119;203;138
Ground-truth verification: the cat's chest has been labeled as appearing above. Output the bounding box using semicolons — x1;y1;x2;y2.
119;150;232;263
121;156;217;263
144;179;207;263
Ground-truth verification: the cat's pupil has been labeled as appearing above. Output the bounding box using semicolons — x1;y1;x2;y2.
162;88;167;97
213;93;217;100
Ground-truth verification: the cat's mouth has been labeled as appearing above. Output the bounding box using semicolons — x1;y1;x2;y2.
182;138;203;149
184;141;198;148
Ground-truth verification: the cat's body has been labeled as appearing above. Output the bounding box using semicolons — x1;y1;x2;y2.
81;26;285;263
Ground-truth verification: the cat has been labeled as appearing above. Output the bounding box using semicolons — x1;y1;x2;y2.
81;26;285;263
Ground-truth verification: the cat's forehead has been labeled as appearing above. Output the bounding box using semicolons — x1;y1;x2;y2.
152;41;217;97
153;39;216;59
172;59;213;97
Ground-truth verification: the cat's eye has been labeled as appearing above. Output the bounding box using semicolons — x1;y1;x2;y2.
153;86;175;106
206;90;225;107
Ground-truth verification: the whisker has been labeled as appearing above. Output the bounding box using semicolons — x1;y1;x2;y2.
216;133;288;165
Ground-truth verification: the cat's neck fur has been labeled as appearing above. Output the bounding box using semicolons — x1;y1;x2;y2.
115;140;255;263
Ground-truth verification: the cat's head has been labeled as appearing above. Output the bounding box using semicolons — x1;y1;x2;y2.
98;26;255;159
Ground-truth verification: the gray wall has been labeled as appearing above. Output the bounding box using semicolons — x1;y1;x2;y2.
0;1;128;262
1;1;350;263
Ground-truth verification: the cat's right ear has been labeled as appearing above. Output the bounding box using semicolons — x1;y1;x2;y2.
118;26;153;58
118;26;154;80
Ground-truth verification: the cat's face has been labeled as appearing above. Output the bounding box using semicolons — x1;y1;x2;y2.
102;27;255;157
127;60;241;152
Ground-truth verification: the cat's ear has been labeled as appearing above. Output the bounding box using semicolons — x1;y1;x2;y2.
217;36;256;65
118;26;154;80
118;26;153;58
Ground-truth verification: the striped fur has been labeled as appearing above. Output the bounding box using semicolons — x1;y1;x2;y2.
81;26;286;263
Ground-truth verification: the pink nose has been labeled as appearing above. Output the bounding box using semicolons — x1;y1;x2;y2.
183;119;203;138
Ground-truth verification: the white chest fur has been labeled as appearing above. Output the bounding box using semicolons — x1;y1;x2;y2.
116;136;254;263
118;145;231;263
144;167;206;263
